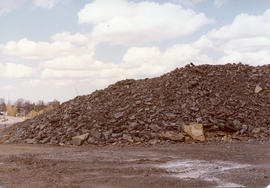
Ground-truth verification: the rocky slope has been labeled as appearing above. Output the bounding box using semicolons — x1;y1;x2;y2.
4;63;270;145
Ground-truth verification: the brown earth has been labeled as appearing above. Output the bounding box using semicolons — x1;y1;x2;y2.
0;142;269;188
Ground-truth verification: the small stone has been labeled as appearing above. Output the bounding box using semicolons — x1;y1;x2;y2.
184;136;192;142
112;133;121;138
232;135;248;141
122;134;133;142
149;139;158;145
129;122;138;129
251;128;261;135
25;139;35;144
103;131;112;140
129;115;136;120
39;124;46;130
159;131;184;142
221;135;232;142
87;137;96;144
40;137;50;144
254;85;263;93
114;112;124;119
63;114;69;120
135;101;141;105
233;120;241;128
207;125;219;132
165;113;176;118
149;124;160;132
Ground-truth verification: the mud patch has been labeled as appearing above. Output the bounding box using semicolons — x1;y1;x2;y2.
156;160;251;187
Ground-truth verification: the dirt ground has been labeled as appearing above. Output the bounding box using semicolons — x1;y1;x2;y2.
0;142;268;188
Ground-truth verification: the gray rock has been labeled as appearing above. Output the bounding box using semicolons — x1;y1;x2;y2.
25;139;36;144
114;112;124;119
71;133;89;146
149;124;160;132
129;122;138;129
87;137;96;144
159;131;184;142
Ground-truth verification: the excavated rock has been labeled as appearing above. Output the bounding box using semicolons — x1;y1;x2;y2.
4;63;270;145
182;124;205;141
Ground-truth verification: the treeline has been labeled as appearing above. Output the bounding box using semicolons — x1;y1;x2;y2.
0;98;60;116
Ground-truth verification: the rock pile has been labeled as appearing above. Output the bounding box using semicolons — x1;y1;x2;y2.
4;63;270;145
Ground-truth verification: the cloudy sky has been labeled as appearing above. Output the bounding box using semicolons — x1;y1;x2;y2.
1;0;270;102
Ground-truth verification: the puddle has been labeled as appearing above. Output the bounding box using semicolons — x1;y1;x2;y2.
156;160;250;187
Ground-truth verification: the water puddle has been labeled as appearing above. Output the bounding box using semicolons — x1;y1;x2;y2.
156;160;250;187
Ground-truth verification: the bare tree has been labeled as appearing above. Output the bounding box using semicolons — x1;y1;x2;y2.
0;98;6;112
15;98;25;114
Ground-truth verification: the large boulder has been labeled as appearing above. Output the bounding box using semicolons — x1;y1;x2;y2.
182;124;205;142
71;133;89;146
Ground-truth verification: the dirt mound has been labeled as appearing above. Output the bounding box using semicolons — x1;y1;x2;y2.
4;63;270;145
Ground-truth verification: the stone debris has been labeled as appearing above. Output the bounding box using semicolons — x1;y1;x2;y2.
3;63;270;145
159;131;184;142
251;128;261;135
24;138;36;144
221;135;232;142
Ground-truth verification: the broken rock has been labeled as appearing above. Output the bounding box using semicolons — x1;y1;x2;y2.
25;138;36;144
254;85;263;93
221;135;232;142
182;124;205;141
251;128;261;135
71;133;89;146
159;131;184;142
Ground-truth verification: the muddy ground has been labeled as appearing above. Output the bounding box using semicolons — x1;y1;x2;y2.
0;142;268;188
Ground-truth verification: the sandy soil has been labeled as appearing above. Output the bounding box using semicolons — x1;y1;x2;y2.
0;142;268;188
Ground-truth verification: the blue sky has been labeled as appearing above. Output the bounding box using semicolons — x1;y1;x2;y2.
0;0;270;102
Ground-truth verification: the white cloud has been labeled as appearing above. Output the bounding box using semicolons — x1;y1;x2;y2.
41;55;95;70
121;44;212;78
172;0;204;6
78;0;213;45
51;32;90;45
0;0;63;16
41;69;93;79
32;0;63;8
0;63;36;78
48;7;268;87
0;0;25;16
19;79;42;89
0;35;92;60
209;10;270;40
38;40;212;88
200;8;270;65
213;0;228;8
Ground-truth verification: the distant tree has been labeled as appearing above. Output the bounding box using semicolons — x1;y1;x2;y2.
35;100;46;112
15;98;25;113
7;101;17;117
23;100;34;115
48;100;60;108
0;98;6;112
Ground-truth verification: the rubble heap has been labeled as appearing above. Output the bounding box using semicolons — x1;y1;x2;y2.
5;63;270;145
